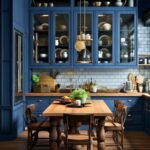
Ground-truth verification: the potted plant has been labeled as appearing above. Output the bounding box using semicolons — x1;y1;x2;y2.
70;88;89;104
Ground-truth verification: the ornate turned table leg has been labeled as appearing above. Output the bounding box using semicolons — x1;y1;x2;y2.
96;117;106;150
49;117;60;150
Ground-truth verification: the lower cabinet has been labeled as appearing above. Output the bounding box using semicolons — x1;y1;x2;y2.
92;96;144;130
26;97;58;121
145;99;150;135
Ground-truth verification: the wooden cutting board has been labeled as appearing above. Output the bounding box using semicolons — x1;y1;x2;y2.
39;75;56;92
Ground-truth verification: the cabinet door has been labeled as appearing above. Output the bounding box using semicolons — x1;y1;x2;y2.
52;12;71;66
74;12;93;66
95;12;114;66
117;11;137;66
32;12;50;64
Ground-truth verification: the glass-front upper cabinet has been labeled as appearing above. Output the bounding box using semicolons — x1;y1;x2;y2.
74;13;93;65
32;13;49;64
53;13;70;64
96;13;113;65
118;12;136;65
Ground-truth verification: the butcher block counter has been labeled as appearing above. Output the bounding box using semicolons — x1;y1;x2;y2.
25;92;150;97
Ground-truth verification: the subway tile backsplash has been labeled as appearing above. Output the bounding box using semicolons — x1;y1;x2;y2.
55;19;150;89
33;20;150;90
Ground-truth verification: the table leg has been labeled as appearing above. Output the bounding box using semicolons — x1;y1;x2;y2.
96;117;106;150
49;117;61;150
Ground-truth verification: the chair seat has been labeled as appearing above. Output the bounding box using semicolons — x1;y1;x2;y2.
67;133;91;141
28;121;50;130
105;121;123;130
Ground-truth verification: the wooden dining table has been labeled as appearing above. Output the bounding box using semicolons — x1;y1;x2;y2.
43;100;112;150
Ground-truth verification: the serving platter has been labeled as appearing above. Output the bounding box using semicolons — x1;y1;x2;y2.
59;35;68;45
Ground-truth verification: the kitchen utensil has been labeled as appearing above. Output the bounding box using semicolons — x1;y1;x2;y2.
124;81;133;92
145;79;150;93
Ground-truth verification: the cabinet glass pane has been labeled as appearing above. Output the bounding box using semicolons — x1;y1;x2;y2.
120;14;135;63
55;14;69;64
76;13;92;64
97;14;113;64
32;14;49;64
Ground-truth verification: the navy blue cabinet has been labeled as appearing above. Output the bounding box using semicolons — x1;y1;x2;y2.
30;4;138;68
145;99;150;135
26;96;59;121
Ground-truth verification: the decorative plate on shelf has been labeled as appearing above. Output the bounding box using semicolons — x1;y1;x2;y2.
100;48;111;58
99;35;112;46
59;35;68;45
60;49;68;58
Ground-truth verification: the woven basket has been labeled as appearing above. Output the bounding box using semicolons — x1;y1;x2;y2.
39;75;56;92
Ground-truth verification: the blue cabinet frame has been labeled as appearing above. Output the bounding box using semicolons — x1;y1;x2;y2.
30;6;138;69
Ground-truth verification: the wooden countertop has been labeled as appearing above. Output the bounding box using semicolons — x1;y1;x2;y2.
25;92;150;97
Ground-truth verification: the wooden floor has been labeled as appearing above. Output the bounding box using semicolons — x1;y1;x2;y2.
0;131;150;150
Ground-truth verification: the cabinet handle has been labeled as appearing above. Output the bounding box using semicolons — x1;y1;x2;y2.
38;99;43;102
39;114;42;117
127;114;132;117
128;99;132;102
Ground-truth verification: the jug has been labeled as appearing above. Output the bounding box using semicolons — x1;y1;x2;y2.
145;79;150;93
128;0;134;7
124;81;133;92
115;0;127;6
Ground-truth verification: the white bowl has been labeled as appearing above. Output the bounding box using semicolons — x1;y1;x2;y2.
103;23;111;31
103;1;111;6
93;1;102;6
40;53;47;58
59;25;67;30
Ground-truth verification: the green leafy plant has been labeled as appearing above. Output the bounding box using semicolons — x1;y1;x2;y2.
70;88;89;100
32;74;40;85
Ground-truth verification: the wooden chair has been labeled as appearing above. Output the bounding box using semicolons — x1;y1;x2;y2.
105;100;127;150
63;114;94;150
25;104;51;150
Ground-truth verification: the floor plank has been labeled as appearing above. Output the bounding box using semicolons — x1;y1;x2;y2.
0;131;150;150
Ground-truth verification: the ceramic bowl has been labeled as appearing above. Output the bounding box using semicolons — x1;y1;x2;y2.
103;1;111;6
40;53;47;58
103;23;111;31
93;1;102;6
59;25;67;31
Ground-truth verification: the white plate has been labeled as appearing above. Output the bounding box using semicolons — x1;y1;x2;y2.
99;35;112;46
60;49;68;58
59;35;68;45
100;48;111;58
